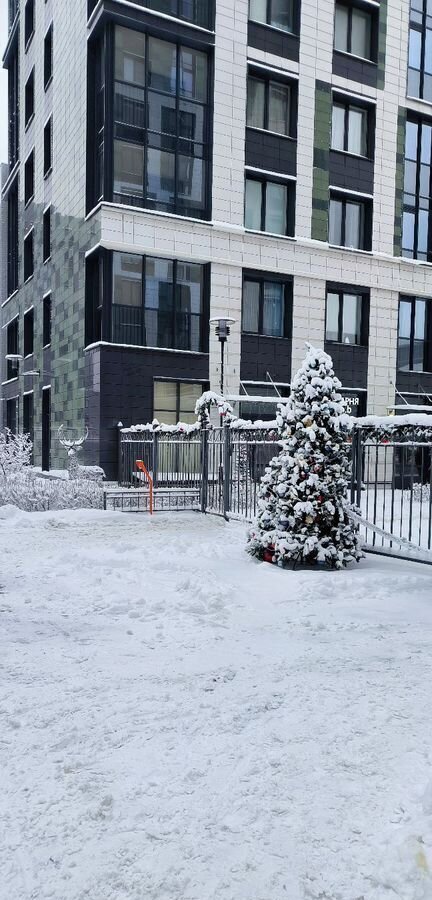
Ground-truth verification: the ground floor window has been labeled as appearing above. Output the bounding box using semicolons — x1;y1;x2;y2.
153;380;205;424
398;295;432;372
6;397;18;434
23;392;34;445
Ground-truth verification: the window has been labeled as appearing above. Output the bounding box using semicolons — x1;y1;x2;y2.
112;26;210;218
331;98;370;157
329;193;370;249
245;176;294;235
111;252;208;351
7;179;18;297
44;24;53;89
249;0;295;33
24;0;35;47
25;69;35;127
402;117;432;260
6;318;19;380
24;308;34;356
44;117;52;175
24;230;34;281
23;393;34;444
242;276;291;337
407;0;432;101
6;398;18;434
246;73;293;136
325;290;365;344
398;296;432;372
153;380;205;425
24;150;34;205
43;293;52;346
334;3;373;60
43;207;51;261
8;42;19;167
139;1;213;29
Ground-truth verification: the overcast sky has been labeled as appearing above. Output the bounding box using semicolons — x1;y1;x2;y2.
0;0;9;163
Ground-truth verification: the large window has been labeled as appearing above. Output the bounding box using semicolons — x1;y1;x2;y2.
249;0;295;33
242;276;291;337
24;308;34;356
24;0;35;48
6;318;19;380
24;229;34;282
24;149;34;205
8;41;19;168
325;289;366;344
113;26;210;218
44;117;52;176
247;72;294;136
245;176;294;235
112;252;208;351
329;192;370;249
23;393;34;446
153;380;205;424
6;398;18;434
25;69;34;127
334;3;373;60
331;97;370;157
141;1;213;29
7;179;18;297
43;207;51;262
44;24;53;90
407;0;432;101
402;117;432;260
43;293;52;347
398;296;432;372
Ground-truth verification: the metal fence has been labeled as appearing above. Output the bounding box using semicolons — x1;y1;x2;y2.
116;424;278;520
350;427;432;563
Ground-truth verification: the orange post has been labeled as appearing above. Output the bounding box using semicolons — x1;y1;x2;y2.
136;460;154;514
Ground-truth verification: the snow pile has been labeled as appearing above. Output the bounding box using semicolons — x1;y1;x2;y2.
1;511;432;900
0;470;103;511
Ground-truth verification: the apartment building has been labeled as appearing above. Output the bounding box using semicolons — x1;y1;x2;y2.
1;0;432;477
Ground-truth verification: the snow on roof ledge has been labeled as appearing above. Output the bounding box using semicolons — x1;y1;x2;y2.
355;413;432;428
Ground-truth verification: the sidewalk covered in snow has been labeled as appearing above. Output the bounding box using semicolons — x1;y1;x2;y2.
1;507;432;899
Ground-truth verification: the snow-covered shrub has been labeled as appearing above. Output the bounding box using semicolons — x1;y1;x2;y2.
0;470;103;512
247;345;363;570
0;429;32;480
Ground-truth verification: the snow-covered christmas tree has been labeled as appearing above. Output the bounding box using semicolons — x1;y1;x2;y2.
247;345;363;570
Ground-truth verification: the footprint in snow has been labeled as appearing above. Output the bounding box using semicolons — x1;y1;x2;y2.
204;669;236;692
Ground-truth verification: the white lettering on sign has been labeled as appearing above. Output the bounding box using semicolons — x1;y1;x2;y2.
343;396;360;415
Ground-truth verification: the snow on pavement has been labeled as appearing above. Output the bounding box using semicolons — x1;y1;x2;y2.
1;506;432;900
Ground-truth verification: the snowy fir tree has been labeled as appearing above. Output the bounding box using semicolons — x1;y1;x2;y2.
247;345;363;570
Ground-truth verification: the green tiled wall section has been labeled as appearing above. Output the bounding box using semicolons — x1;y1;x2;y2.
311;80;331;243
394;107;406;258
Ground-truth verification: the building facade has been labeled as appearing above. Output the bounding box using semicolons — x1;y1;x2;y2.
2;0;432;477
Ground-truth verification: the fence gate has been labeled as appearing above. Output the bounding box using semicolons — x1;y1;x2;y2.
350;426;432;564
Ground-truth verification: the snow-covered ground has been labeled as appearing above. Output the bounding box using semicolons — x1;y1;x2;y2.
1;507;432;900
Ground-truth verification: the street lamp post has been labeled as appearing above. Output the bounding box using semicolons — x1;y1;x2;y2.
209;317;236;397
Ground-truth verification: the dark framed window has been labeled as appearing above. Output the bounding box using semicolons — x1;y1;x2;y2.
246;72;295;136
398;295;432;372
325;289;367;345
24;229;34;281
8;42;19;168
6;398;18;434
402;117;432;261
25;69;35;127
112;26;211;219
24;149;34;205
24;308;34;356
153;379;206;424
43;207;51;261
242;275;291;338
24;0;35;48
7;179;19;297
44;24;53;89
329;192;371;249
249;0;296;34
139;1;213;29
331;96;372;157
245;176;295;235
407;0;432;101
44;117;52;175
334;2;374;60
9;0;19;28
43;293;52;346
23;393;34;445
111;251;209;351
6;318;19;380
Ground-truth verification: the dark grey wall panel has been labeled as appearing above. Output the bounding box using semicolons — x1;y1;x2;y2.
247;21;299;61
85;344;209;477
396;371;432;397
325;342;368;389
240;335;292;383
329;150;374;194
332;52;377;88
245;130;297;177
